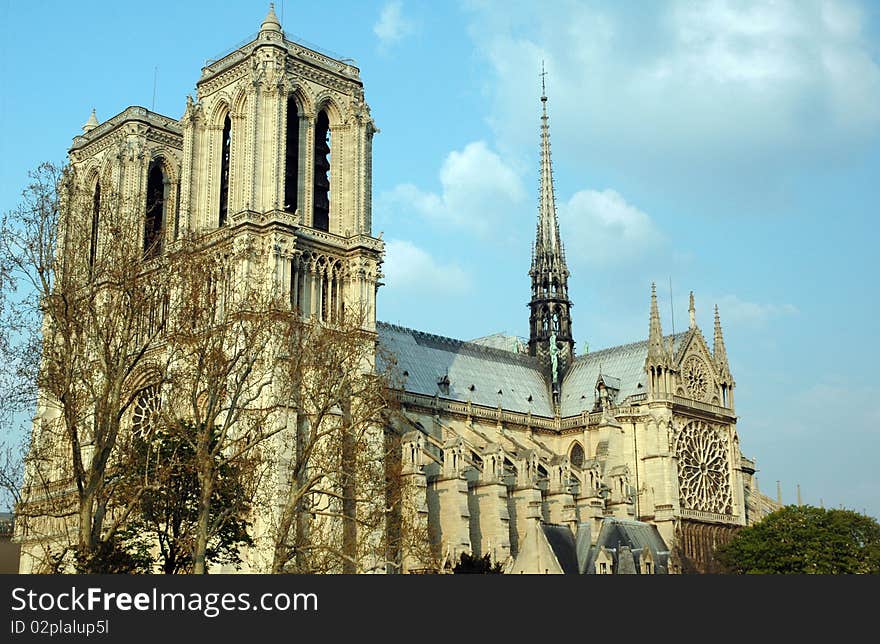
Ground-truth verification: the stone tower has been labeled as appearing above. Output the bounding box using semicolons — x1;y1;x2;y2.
177;4;383;329
528;82;574;397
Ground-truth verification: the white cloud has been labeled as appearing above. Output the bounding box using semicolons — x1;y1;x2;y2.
377;141;527;237
712;293;799;327
373;1;414;48
467;0;880;176
557;189;665;267
383;239;471;294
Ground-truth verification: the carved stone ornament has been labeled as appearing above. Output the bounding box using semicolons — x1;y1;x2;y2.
132;385;161;437
683;355;710;402
675;420;732;514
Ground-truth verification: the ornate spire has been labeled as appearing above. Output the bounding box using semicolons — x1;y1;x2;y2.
647;283;668;362
528;66;574;391
713;304;729;372
689;291;696;329
534;62;565;272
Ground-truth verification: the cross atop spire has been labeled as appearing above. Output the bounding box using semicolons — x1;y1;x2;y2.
540;60;548;101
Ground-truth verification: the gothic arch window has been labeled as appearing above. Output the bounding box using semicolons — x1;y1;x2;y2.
144;159;165;259
569;442;585;468
313;109;331;231
284;96;300;215
218;115;232;226
90;179;100;270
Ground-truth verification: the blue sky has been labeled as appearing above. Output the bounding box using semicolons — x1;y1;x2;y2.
1;0;878;518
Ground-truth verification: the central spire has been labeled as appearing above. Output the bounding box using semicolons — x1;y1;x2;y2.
535;63;564;268
528;65;574;399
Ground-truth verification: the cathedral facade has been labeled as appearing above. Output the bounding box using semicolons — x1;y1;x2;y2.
17;6;777;574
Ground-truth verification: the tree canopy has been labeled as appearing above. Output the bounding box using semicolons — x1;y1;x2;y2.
452;552;504;574
715;505;880;574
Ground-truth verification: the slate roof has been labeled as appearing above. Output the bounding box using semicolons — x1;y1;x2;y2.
541;524;582;574
560;333;687;416
377;322;553;415
582;517;670;574
378;322;687;420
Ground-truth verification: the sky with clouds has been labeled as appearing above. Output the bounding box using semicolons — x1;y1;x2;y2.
1;0;878;518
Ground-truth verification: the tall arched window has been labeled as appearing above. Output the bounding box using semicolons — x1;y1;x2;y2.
218;115;232;226
90;180;100;270
570;442;585;469
144;159;165;259
284;96;299;215
312;109;330;231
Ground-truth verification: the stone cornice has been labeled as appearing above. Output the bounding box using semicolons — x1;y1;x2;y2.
70;106;182;153
200;35;361;93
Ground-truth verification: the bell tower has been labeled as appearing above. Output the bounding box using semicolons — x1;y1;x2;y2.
177;4;383;330
528;75;574;392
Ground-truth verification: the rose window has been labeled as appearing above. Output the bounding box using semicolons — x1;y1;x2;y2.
132;384;161;436
676;420;732;514
683;356;710;401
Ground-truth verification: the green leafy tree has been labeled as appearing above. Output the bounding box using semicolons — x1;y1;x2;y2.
124;421;253;574
452;552;504;574
715;505;880;574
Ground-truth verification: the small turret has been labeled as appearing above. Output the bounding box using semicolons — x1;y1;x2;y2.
82;109;99;133
713;304;735;407
645;283;672;397
688;291;696;330
713;304;728;370
260;3;282;34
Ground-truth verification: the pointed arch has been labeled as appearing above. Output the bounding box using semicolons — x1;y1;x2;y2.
284;93;300;215
79;165;102;271
230;87;249;119
312;93;345;127
569;441;585;469
90;178;100;270
288;83;314;117
208;97;232;129
218;114;232;226
312;108;331;231
144;157;166;258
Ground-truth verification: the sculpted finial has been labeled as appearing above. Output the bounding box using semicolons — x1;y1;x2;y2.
260;3;282;34
82;108;99;133
689;291;696;329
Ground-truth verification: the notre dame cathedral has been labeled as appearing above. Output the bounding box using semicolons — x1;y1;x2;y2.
17;5;778;574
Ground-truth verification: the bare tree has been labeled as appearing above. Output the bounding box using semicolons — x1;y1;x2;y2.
158;236;286;574
3;163;423;575
2;163;173;572
262;307;396;574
